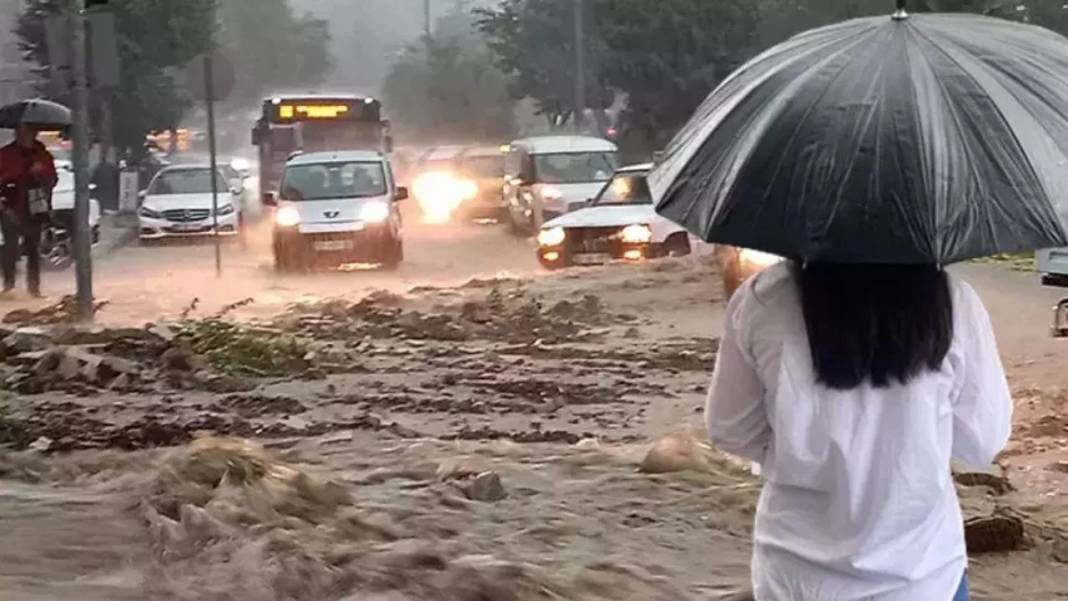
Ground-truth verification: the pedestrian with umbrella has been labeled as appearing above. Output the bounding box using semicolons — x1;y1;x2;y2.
646;2;1068;598
0;99;69;297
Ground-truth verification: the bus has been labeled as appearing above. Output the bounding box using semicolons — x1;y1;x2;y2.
250;95;392;199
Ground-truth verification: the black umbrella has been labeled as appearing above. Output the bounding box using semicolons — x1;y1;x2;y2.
650;1;1068;264
0;98;71;130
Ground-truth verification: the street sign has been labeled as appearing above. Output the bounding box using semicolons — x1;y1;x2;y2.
119;169;139;214
186;53;236;102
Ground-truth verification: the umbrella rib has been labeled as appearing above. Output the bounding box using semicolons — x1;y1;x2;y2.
913;24;1066;253
907;26;997;259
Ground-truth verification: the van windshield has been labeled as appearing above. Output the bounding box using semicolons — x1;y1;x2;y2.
461;155;505;178
281;161;387;201
533;152;617;184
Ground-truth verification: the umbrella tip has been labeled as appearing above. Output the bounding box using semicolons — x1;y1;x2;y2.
892;0;909;19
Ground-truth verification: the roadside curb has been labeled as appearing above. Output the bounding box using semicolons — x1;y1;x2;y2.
93;214;139;258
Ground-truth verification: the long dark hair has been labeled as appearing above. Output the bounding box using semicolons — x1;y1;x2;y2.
795;262;953;390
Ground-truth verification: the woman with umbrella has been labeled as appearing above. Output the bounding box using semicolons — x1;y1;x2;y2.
647;2;1068;598
0;99;69;297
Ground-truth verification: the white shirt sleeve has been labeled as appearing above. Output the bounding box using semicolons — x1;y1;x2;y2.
951;284;1013;468
706;287;772;463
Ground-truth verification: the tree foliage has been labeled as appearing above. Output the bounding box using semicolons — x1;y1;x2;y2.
216;0;332;109
17;0;215;155
16;0;331;159
383;6;515;142
595;0;759;141
475;0;611;128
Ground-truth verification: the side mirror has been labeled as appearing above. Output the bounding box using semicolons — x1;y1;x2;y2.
262;192;278;207
138;190;146;199
394;187;409;202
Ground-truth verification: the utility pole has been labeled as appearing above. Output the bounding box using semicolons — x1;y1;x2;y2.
204;54;222;277
574;0;586;133
68;0;93;320
424;0;432;46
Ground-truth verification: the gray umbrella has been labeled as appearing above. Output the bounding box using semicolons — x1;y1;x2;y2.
0;98;72;129
650;2;1068;264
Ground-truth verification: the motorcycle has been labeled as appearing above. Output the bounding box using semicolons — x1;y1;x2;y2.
38;218;73;272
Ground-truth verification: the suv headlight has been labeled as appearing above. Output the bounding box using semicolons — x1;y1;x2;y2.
360;200;390;223
139;206;161;219
621;224;653;244
215;204;235;216
275;206;301;227
537;226;566;247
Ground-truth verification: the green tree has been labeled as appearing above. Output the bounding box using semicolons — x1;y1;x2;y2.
475;0;611;128
595;0;760;145
383;5;515;142
215;0;332;110
17;0;216;157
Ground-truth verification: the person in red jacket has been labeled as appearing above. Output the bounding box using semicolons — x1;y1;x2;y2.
0;123;57;296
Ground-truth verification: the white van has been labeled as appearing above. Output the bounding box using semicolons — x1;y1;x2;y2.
263;150;407;271
503;135;618;235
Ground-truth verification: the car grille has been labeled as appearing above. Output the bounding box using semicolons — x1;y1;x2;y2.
566;226;624;253
163;209;211;222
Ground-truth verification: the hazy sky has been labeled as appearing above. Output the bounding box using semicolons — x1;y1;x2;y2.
290;0;492;95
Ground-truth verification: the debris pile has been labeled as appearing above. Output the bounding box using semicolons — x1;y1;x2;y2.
277;288;629;345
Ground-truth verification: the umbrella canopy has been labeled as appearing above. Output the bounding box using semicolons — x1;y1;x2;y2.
0;98;71;130
650;7;1068;264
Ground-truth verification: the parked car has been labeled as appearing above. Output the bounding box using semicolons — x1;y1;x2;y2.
138;165;243;241
504;135;618;235
263;150;406;271
51;160;102;243
534;163;690;269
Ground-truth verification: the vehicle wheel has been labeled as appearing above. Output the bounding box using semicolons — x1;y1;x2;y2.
381;238;403;270
664;233;692;257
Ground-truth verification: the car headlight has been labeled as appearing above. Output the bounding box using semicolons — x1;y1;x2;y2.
275;205;301;227
739;248;782;268
138;206;161;219
215;204;235;216
537;226;566;247
621;224;653;244
359;200;390;223
457;179;478;201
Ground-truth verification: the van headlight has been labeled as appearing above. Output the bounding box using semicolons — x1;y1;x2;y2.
537;226;566;247
360;200;390;223
275;206;301;227
621;224;653;244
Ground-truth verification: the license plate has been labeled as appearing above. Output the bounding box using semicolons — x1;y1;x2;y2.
573;253;611;265
172;224;205;232
314;240;354;251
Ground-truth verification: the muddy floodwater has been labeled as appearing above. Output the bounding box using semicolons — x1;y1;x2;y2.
1;256;1067;600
